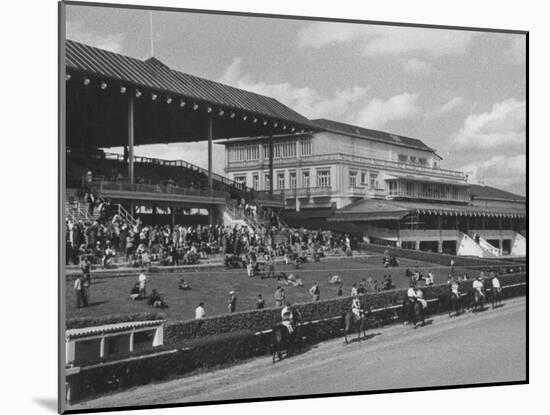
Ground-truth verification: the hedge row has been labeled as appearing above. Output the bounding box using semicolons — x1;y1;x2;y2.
67;272;526;404
163;272;525;344
362;243;527;272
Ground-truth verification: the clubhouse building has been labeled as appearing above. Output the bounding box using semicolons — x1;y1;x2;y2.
221;119;526;257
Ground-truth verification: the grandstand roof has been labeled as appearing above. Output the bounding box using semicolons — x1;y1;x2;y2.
328;199;526;222
312;119;439;155
469;184;526;202
65;40;318;148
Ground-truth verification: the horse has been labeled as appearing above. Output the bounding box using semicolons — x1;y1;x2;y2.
343;306;370;344
471;288;485;312
448;292;463;317
271;311;302;363
491;287;503;309
402;298;424;328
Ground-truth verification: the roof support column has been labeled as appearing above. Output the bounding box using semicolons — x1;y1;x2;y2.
438;214;443;253
128;97;135;184
207;114;213;191
498;217;503;254
269;128;274;195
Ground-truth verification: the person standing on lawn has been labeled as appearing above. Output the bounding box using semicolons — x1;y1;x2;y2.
138;272;147;298
228;291;237;313
256;294;265;309
309;281;320;301
74;275;85;309
274;286;285;307
195;302;206;319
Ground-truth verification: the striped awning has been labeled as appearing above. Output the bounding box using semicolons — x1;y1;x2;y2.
328;199;525;222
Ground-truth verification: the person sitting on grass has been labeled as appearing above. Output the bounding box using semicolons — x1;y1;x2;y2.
130;282;141;300
178;278;190;290
328;273;342;284
383;274;395;291
287;273;303;287
148;289;167;308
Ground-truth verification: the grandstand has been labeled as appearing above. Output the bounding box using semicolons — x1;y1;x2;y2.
63;39;320;229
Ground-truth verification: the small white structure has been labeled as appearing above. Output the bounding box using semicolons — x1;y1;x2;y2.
65;319;164;366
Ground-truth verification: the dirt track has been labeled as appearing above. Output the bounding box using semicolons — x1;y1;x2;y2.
73;297;526;410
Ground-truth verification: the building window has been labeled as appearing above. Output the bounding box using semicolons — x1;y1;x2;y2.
370;171;379;189
398;154;408;163
317;170;331;187
410;156;417;164
389;180;398;195
273;140;296;159
234;175;246;185
349;170;357;187
302;171;310;188
264;174;271;191
289;172;297;189
277;172;285;190
300;139;312;156
418;158;427;166
361;171;368;184
252;174;259;190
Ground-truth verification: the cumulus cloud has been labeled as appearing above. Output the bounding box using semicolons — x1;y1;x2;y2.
459;154;526;195
66;20;125;53
354;93;421;129
452;98;526;150
220;58;420;130
297;23;475;56
219;58;370;122
503;36;526;64
400;58;434;75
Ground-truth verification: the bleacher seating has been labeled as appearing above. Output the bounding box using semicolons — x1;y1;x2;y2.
66;147;245;198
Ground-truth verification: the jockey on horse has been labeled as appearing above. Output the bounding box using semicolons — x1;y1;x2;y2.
472;275;485;299
449;275;460;301
351;294;363;322
281;302;296;336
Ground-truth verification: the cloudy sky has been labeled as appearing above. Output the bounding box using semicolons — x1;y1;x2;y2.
66;4;526;195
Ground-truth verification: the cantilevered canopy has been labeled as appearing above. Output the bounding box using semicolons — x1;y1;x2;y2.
65;40;319;148
329;199;526;222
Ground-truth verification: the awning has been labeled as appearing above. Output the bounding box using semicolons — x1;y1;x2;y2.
328;198;526;222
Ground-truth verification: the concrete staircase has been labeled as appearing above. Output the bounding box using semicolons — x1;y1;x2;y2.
65;199;100;223
457;232;498;258
511;232;526;256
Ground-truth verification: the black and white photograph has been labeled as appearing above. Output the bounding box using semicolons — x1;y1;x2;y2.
58;1;527;413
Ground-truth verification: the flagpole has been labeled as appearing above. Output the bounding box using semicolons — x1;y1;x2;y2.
149;10;154;57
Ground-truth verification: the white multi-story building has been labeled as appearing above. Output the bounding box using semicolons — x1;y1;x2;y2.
222;119;525;257
223;118;468;210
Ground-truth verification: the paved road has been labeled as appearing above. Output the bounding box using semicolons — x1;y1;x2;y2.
73;297;526;410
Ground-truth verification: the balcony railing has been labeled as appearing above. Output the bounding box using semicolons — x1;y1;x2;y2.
387;189;470;203
68;148;248;193
96;181;226;199
227;152;467;180
270;186;334;197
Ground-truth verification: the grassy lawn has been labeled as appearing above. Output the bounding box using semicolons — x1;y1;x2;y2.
66;253;473;322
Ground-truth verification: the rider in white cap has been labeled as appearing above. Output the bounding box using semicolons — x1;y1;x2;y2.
351;294;363;320
281;302;294;334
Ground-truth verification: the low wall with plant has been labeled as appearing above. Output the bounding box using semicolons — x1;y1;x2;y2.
67;272;526;404
66;312;166;330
